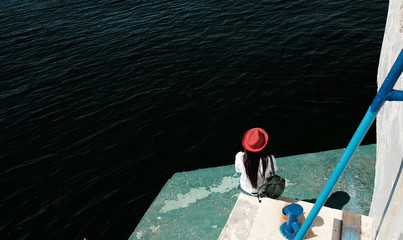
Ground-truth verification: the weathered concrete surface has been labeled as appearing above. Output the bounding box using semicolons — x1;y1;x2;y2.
130;144;375;240
369;0;403;239
218;194;372;240
277;144;376;216
129;165;241;240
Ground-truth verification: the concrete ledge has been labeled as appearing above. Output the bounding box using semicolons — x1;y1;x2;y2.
130;165;241;240
129;144;375;240
218;194;372;240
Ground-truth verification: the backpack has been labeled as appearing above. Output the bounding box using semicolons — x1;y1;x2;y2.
257;155;286;203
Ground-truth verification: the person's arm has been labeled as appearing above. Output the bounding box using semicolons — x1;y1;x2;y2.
235;152;244;173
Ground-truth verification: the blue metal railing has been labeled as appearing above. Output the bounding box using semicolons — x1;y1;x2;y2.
294;49;403;240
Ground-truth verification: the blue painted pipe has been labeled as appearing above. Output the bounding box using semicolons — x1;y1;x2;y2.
294;49;403;240
386;90;403;101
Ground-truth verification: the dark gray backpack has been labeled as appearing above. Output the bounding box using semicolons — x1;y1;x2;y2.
258;155;285;202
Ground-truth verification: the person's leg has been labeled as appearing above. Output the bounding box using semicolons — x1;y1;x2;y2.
238;184;258;197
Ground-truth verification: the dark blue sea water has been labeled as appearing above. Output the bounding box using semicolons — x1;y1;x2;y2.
0;0;388;239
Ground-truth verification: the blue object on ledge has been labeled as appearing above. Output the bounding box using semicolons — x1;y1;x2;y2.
280;203;304;240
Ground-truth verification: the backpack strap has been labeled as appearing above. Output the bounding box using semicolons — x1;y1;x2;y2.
269;155;275;176
257;155;275;203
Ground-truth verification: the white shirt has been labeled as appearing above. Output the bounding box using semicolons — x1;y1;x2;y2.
235;151;278;194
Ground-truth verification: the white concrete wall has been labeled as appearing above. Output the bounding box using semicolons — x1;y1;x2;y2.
369;0;403;239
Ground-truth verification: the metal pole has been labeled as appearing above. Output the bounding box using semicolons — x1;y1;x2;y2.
294;49;403;240
386;90;403;101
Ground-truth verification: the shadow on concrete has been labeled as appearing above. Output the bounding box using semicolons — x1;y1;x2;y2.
375;157;403;239
303;191;351;210
299;213;324;239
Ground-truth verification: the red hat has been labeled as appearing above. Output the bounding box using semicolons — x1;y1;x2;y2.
242;128;269;152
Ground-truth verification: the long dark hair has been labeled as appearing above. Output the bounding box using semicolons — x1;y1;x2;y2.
243;149;269;189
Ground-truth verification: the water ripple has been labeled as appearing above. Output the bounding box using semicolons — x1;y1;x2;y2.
0;0;387;239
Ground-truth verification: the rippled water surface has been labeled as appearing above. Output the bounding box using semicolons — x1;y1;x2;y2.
0;0;388;239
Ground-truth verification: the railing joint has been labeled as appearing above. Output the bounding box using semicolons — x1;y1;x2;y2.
386;90;403;101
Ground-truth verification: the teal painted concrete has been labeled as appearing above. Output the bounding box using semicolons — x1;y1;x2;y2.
129;144;375;240
130;165;240;240
278;144;376;216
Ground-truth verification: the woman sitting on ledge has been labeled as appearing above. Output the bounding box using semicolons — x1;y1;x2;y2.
235;127;278;197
